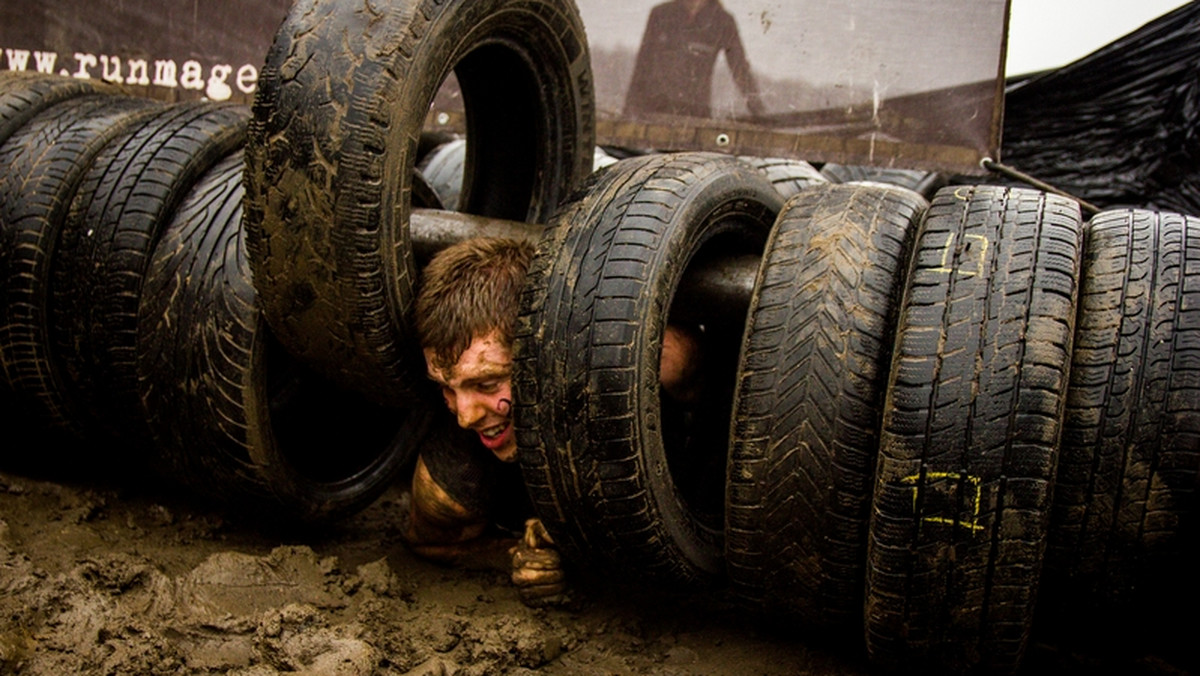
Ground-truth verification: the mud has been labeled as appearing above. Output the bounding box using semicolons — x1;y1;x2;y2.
0;460;1192;675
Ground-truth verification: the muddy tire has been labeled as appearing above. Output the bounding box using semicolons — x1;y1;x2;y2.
514;153;783;583
138;151;428;522
739;156;828;199
0;72;114;148
725;183;926;626
244;0;595;406
865;186;1083;673
1045;209;1200;617
820;163;946;200
50;102;249;443
0;94;160;434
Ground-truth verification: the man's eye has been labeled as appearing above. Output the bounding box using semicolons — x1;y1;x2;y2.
477;381;500;393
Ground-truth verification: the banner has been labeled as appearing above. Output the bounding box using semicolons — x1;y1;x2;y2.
1;0;1009;173
575;0;1009;173
0;0;289;103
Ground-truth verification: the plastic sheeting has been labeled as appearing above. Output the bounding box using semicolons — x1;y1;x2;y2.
1001;2;1200;216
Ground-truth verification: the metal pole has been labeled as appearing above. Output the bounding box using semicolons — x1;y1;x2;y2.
410;208;758;323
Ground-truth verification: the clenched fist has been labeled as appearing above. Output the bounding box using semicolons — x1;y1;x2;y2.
510;519;567;607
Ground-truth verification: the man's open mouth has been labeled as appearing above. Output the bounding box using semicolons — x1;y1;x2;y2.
477;421;514;452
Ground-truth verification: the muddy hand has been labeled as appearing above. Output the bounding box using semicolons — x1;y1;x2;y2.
511;518;567;607
523;517;554;548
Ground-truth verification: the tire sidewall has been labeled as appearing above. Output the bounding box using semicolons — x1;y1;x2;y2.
518;153;781;580
379;0;594;317
637;162;780;570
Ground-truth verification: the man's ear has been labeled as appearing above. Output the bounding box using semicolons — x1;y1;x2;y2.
422;348;442;380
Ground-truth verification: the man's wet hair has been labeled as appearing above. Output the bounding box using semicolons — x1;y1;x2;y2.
417;237;535;372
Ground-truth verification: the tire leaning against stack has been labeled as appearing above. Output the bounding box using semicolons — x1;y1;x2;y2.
244;0;596;406
514;152;783;584
0;94;160;438
820;162;946;200
417;138;619;210
1045;208;1200;621
137;151;428;523
49;101;249;445
725;182;926;627
739;156;828;200
864;186;1084;674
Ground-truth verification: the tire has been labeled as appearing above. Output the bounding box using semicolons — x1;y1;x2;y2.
739;156;828;199
420;138;617;208
725;183;927;626
1045;208;1200;618
137;151;428;522
865;186;1084;674
0;94;160;434
244;0;595;406
820;163;947;200
514;152;784;583
416;130;459;166
411;168;445;211
417;138;467;211
50;101;249;443
0;72;114;149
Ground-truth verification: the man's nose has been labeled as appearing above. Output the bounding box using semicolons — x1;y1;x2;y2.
453;391;488;429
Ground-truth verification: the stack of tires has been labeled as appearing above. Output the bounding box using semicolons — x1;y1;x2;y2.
0;72;427;523
2;0;1197;672
511;158;1198;673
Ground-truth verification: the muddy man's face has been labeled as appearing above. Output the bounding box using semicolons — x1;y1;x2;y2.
425;330;518;462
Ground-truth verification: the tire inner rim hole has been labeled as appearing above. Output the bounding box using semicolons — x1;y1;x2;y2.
455;43;543;222
264;330;400;483
664;227;763;531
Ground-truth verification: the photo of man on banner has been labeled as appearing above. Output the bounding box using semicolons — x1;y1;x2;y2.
623;0;764;120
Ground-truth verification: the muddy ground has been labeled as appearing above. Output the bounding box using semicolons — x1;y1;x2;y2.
0;451;1194;675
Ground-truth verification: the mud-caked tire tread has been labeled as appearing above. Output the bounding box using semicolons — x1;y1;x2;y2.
1047;208;1200;616
865;185;1084;674
138;151;426;522
725;182;926;626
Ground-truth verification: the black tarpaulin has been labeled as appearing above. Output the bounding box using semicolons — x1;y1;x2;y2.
1001;2;1200;216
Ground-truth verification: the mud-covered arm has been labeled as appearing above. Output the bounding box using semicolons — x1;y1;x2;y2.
402;456;568;606
401;455;515;571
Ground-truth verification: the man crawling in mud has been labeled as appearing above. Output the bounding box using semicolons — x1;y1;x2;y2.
401;237;702;607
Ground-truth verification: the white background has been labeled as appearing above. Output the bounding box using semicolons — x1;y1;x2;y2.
1005;0;1191;75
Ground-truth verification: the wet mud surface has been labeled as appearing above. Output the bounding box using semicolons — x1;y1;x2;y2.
0;455;1194;675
